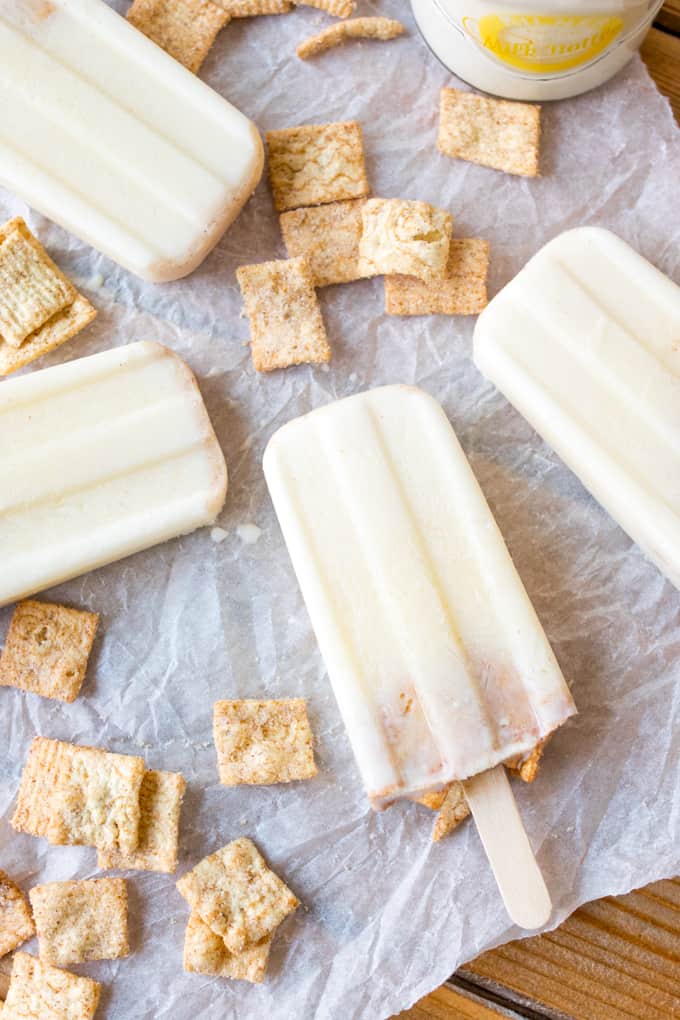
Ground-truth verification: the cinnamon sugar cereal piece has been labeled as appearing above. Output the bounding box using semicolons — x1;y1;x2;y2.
414;789;448;811
29;879;128;967
12;737;145;854
294;0;354;16
506;738;545;783
358;198;452;284
98;769;186;874
127;0;230;73
385;238;490;316
214;0;290;13
438;88;541;177
176;838;299;953
0;218;96;377
297;17;404;59
0;600;99;704
3;952;100;1020
0;872;35;958
266;121;369;212
432;783;470;841
0;222;75;349
11;737;72;840
213;698;317;785
236;256;330;371
184;913;270;983
279;200;369;287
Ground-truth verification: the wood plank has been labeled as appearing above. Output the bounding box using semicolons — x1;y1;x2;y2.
641;27;680;123
394;984;520;1020
459;879;680;1020
656;0;680;35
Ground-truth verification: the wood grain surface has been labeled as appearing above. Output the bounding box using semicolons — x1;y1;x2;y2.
402;7;680;1019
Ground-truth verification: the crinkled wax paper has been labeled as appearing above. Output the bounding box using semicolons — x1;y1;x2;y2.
1;2;679;1017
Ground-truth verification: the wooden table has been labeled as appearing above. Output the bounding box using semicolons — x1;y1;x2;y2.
399;6;680;1018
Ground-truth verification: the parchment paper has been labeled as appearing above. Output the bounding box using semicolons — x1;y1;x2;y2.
1;3;679;1017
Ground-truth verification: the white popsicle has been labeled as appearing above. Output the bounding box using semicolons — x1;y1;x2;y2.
473;227;680;590
0;341;227;606
264;385;575;808
0;0;263;282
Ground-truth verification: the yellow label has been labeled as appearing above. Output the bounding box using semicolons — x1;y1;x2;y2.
462;13;624;73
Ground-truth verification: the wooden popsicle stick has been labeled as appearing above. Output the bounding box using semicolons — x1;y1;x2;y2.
462;764;552;930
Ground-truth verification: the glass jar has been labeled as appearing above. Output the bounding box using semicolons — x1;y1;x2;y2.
411;0;664;99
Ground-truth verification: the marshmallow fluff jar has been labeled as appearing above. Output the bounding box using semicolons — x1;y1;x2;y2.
411;0;663;99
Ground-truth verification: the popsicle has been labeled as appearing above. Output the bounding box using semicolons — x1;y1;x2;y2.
264;385;576;926
473;227;680;590
0;341;227;607
0;0;263;282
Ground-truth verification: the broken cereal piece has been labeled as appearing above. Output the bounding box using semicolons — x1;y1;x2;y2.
432;782;470;841
266;121;369;212
385;238;490;316
127;0;229;74
184;912;270;983
98;769;186;874
237;256;330;371
0;224;75;349
438;88;541;177
0;218;96;377
213;698;317;785
0;871;35;958
29;878;128;967
414;789;448;812
3;952;100;1020
358;198;452;284
294;0;355;17
176;837;298;954
0;600;99;704
506;738;546;783
279;200;369;287
297;17;404;59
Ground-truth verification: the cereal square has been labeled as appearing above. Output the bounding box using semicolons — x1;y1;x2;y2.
184;913;270;983
213;698;317;785
3;952;100;1020
0;600;99;703
279;200;371;287
0;871;35;958
12;738;145;854
29;879;128;967
266;121;369;212
384;238;490;316
176;838;298;954
214;0;290;13
98;769;186;874
294;0;354;16
0;218;95;378
0;226;75;348
236;256;331;371
127;0;230;73
48;744;145;854
358;198;452;284
11;737;73;840
438;88;541;177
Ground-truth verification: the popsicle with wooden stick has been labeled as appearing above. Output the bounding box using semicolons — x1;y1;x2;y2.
263;385;575;928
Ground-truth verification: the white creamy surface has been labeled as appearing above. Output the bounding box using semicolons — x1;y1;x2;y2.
0;342;227;605
0;0;263;280
474;228;680;590
265;387;575;804
0;5;679;1017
